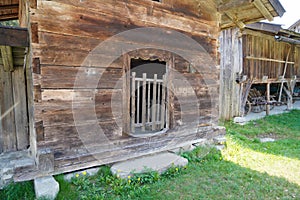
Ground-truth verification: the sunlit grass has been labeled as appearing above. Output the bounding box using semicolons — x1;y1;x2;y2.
222;135;300;186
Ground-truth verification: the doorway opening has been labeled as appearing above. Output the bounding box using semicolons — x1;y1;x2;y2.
130;59;168;135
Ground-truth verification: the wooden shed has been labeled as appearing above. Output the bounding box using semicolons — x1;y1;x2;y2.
0;0;284;182
220;22;300;120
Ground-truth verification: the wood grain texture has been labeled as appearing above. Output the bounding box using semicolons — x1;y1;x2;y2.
24;0;225;178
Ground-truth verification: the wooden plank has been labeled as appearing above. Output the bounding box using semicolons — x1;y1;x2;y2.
253;0;273;21
12;67;29;150
152;74;157;130
141;73;146;132
136;80;140;125
161;75;166;129
147;80;151;123
245;56;294;64
156;82;161;122
219;0;251;12
32;0;218;38
0;26;29;47
131;72;136;133
0;64;17;152
0;45;14;72
41;65;123;89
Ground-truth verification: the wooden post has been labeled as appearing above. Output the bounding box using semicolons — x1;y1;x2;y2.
266;82;270;116
156;82;161;122
0;45;14;72
161;75;166;130
131;72;136;133
147;80;151;123
136;80;140;124
141;73;147;132
278;47;291;102
152;74;157;131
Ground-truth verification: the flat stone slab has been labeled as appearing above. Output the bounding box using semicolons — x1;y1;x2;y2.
64;167;100;182
111;152;188;178
34;176;59;200
259;138;276;143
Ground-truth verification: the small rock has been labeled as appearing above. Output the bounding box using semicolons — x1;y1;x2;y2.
215;145;225;151
259;138;275;143
234;117;246;124
213;136;226;145
193;139;209;147
34;176;59;200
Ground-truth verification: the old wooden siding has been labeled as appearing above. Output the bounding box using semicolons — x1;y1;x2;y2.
243;32;297;81
219;26;300;120
219;28;243;120
0;47;29;153
29;0;221;173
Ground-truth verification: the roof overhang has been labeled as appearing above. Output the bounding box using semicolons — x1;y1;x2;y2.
219;0;285;29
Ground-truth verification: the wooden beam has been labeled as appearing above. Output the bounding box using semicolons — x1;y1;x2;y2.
0;26;29;47
225;12;245;29
0;45;14;72
245;56;294;64
219;0;251;12
253;0;273;21
0;4;19;11
0;13;18;21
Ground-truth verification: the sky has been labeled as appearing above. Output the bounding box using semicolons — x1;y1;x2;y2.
262;0;300;28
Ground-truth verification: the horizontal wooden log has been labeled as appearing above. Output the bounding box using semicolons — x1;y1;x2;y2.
245;56;295;64
32;0;218;38
40;65;123;89
0;26;29;47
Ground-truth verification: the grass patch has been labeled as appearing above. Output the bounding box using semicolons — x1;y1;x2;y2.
226;110;300;139
0;181;35;200
1;110;299;199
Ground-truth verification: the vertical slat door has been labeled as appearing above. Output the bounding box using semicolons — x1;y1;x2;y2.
130;72;167;134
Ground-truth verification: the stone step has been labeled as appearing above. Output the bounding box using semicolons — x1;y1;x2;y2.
111;152;188;178
34;176;59;200
0;151;35;189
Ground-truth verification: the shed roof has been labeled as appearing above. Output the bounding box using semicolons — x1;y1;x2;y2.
289;19;300;30
245;22;300;45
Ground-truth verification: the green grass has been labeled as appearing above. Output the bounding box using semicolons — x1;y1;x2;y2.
0;181;35;200
226;109;300;139
1;110;300;199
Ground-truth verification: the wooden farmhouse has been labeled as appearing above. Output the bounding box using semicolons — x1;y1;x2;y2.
0;0;284;183
220;21;300;120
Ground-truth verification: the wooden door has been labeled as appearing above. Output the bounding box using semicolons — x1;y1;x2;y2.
0;59;29;153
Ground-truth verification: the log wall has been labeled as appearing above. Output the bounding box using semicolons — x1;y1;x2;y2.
27;0;221;174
